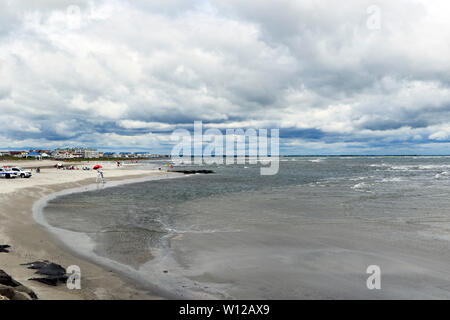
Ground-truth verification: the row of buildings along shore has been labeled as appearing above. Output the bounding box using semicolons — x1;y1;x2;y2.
0;148;167;160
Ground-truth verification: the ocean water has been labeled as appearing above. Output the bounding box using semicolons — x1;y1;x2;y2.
42;157;450;299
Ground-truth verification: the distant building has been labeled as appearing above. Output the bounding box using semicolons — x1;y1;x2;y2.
82;148;100;159
149;154;164;158
9;151;28;158
53;147;100;159
27;151;42;160
52;151;81;159
103;152;119;158
134;152;150;158
29;150;50;158
30;149;50;154
119;152;132;158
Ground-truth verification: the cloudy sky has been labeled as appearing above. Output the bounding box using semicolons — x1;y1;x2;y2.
1;0;449;154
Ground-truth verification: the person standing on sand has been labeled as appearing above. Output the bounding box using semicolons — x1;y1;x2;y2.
96;169;105;183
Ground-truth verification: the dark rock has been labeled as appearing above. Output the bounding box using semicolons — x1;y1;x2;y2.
29;275;67;287
0;245;11;253
25;290;39;300
22;260;68;287
29;277;58;286
0;269;21;287
0;286;17;299
171;170;214;174
0;270;38;300
22;260;65;276
0;286;30;300
36;263;66;277
21;260;50;270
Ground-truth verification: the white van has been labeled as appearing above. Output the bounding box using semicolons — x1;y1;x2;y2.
11;167;32;178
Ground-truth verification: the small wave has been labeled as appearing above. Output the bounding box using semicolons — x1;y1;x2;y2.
380;177;403;182
351;182;367;190
369;163;450;171
418;165;450;170
349;176;366;181
308;181;328;187
390;165;450;171
351;182;374;193
369;163;390;168
308;159;323;163
434;171;449;179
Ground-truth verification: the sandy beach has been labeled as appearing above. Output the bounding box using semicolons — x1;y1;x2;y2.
0;160;172;300
3;158;450;300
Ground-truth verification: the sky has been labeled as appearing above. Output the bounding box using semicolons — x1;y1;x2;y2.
0;0;450;154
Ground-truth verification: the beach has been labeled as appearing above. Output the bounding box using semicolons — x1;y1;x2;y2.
0;160;171;300
26;157;450;300
29;156;450;299
2;157;450;300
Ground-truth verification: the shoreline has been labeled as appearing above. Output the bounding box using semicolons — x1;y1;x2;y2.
33;173;189;300
0;164;179;300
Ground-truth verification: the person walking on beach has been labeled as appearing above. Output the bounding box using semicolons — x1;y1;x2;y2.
96;169;105;183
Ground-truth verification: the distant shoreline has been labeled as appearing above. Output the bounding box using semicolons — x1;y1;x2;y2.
0;156;170;162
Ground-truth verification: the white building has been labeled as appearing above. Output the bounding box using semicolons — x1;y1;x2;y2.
53;147;100;159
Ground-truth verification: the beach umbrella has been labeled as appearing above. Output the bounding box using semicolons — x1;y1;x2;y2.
93;165;103;170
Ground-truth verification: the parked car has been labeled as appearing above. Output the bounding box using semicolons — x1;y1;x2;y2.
0;167;17;179
11;167;32;178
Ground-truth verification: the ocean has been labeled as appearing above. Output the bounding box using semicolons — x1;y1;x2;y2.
41;156;450;299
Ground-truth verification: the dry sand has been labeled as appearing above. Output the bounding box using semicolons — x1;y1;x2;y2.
0;160;173;300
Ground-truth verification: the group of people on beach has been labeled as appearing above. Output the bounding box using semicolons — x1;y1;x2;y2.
62;165;78;170
52;162;105;183
53;163;97;171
